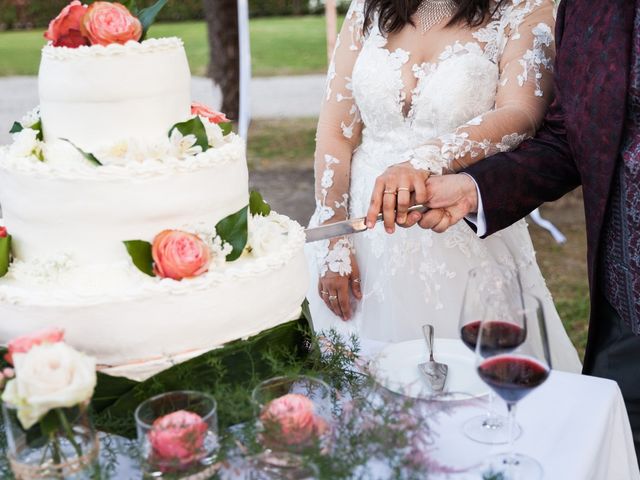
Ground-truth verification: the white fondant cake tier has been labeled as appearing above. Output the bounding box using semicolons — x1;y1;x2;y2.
39;38;191;151
0;216;308;381
0;135;248;265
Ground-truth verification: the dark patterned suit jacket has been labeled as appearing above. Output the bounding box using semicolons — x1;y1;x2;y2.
464;0;636;368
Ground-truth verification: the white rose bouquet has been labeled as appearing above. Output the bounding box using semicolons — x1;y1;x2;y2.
1;329;97;468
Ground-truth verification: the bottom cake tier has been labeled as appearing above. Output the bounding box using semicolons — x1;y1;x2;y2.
0;216;308;381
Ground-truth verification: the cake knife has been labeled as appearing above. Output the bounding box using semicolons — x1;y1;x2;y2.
304;204;429;243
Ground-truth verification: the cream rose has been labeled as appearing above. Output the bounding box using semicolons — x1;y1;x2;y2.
248;214;288;257
2;343;97;429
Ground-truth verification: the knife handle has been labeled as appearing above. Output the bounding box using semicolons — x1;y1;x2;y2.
375;204;429;223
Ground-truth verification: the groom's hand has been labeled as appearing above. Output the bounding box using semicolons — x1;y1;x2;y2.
416;174;479;232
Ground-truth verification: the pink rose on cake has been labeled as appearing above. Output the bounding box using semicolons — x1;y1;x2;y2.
81;2;142;46
44;1;90;48
148;410;208;469
260;393;329;448
191;103;230;124
4;328;65;365
152;230;211;280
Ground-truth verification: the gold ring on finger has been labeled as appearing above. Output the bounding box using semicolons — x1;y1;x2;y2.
328;295;338;301
383;190;397;195
397;187;410;192
320;290;329;296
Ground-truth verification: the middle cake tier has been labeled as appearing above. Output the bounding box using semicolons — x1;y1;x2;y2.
0;135;248;266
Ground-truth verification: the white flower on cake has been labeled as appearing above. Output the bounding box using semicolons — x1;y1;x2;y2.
2;342;97;429
202;119;225;148
20;106;41;130
169;129;203;159
249;214;289;257
8;129;42;160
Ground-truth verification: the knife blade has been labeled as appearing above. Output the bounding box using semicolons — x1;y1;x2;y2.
304;204;429;243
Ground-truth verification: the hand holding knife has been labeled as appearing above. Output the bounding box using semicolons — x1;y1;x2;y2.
304;204;429;243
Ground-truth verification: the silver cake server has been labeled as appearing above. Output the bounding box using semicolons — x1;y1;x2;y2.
418;324;448;393
304;204;429;243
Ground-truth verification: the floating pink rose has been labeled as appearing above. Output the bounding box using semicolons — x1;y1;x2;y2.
5;328;65;365
44;1;90;48
260;393;327;447
191;102;230;124
0;226;6;238
81;2;142;46
148;410;208;469
152;230;211;281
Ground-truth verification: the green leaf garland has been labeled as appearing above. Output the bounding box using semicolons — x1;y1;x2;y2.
138;0;170;40
0;234;11;278
249;190;272;217
215;206;248;261
123;240;155;277
60;138;102;166
168;117;209;152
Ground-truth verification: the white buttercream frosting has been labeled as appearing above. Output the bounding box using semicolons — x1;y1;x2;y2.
41;37;184;60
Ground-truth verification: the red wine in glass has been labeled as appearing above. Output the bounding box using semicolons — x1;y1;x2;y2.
477;355;550;404
460;321;526;354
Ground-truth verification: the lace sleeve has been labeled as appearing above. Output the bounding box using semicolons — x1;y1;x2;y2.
309;0;365;277
408;0;556;174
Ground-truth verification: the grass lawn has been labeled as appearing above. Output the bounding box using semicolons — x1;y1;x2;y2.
247;119;591;361
0;17;333;77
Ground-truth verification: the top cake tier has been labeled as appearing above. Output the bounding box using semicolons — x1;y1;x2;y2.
38;37;191;151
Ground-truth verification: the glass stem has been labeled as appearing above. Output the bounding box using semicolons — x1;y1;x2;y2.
506;402;518;465
484;390;501;428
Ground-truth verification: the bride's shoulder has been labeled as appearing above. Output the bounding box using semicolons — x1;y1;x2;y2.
492;0;556;21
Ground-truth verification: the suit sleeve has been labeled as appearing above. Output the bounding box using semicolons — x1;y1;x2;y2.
463;0;582;237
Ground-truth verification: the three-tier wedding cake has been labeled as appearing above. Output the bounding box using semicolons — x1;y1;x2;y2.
0;2;308;381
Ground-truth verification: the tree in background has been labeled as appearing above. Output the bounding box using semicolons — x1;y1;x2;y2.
203;0;240;120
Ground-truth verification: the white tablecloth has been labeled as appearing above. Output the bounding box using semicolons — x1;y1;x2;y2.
363;340;640;480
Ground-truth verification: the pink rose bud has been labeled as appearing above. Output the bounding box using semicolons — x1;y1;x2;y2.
44;1;90;48
81;2;142;47
260;393;325;447
2;368;15;379
0;226;7;238
190;102;230;124
152;230;211;281
5;328;65;365
148;410;208;469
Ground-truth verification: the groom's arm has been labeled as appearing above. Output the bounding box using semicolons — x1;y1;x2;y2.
463;95;581;237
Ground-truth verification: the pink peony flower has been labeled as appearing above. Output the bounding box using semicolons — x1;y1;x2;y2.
191;102;230;124
81;2;142;46
5;328;65;365
152;230;211;281
148;410;208;469
44;1;90;48
260;393;328;447
0;226;7;238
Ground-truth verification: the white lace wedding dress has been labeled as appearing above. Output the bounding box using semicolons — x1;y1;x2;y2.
305;0;582;372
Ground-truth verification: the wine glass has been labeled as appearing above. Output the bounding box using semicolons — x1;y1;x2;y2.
459;264;524;444
476;293;551;479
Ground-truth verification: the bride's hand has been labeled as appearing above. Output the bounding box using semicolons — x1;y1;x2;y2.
365;162;430;233
318;254;362;321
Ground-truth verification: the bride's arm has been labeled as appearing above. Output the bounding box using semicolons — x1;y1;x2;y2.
409;0;556;173
310;0;365;319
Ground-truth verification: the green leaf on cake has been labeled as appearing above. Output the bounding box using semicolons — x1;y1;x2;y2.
60;138;102;166
249;190;271;217
219;122;233;136
138;0;170;40
0;234;12;278
123;240;156;277
215;206;248;262
31;119;44;141
9;121;23;135
168;117;209;152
